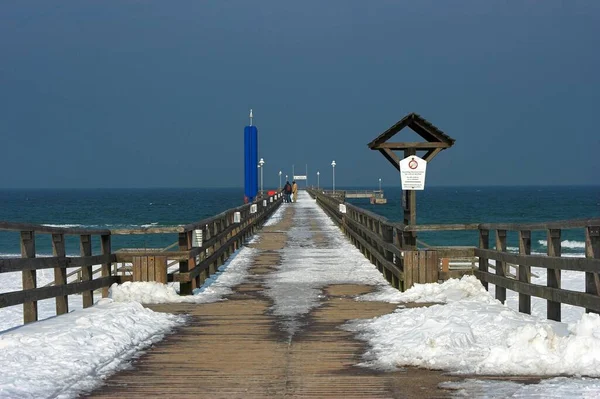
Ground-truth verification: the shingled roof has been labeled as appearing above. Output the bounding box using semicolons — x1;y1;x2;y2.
367;113;455;149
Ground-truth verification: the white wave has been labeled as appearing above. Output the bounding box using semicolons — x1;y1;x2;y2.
538;240;586;249
140;222;159;228
42;224;82;228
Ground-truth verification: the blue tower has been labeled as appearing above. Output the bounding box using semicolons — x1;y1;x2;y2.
244;110;258;202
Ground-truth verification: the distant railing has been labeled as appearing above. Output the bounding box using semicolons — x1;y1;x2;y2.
0;194;283;325
309;189;600;322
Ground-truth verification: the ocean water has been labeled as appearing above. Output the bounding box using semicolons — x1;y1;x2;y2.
0;188;245;256
346;186;600;256
0;186;598;257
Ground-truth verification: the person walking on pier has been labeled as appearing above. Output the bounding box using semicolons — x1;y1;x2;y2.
292;181;298;203
283;181;292;203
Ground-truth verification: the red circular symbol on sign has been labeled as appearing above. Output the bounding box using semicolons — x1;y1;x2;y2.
408;158;418;170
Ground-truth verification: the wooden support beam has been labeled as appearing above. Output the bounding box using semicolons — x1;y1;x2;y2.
21;231;37;324
52;233;68;315
423;148;443;162
101;234;111;298
376;142;451;149
495;230;507;304
178;231;194;295
478;229;489;290
378;148;401;171
586;226;600;314
80;234;93;308
518;230;531;314
547;228;561;321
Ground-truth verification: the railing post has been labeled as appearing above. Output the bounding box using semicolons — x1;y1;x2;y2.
21;230;37;324
518;230;531;314
585;226;600;314
198;225;208;286
52;233;69;314
547;228;561;321
478;229;489;290
204;224;213;279
179;230;193;296
101;234;111;298
80;234;93;308
382;224;399;289
211;221;219;274
495;229;507;304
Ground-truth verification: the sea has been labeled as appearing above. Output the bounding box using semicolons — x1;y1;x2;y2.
0;186;598;257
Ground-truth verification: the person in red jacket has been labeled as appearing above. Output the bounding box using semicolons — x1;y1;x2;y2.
283;181;292;203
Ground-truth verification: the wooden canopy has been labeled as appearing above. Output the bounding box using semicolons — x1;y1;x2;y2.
367;113;455;171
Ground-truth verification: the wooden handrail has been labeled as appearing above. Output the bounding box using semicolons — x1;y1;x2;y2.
0;221;110;235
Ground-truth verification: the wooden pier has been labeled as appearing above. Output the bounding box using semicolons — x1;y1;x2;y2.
89;204;456;398
320;189;388;204
0;188;599;397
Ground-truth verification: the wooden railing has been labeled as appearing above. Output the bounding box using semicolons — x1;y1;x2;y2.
0;194;283;325
309;189;600;322
0;223;116;324
111;194;282;295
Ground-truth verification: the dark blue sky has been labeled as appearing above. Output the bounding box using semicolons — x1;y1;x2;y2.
1;1;598;188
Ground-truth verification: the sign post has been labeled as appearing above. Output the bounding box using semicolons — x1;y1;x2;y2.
367;113;455;250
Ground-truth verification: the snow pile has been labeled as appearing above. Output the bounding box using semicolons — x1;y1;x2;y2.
109;247;258;304
359;275;491;304
0;299;183;398
110;281;200;303
346;275;600;377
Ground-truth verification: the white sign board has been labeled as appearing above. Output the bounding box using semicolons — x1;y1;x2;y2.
338;204;347;214
250;204;257;214
293;175;307;180
399;155;427;190
192;229;203;247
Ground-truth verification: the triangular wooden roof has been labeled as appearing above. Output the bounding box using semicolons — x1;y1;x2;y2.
368;113;455;148
368;113;455;170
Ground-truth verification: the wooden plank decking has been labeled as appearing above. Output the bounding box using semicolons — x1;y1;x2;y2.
88;206;458;398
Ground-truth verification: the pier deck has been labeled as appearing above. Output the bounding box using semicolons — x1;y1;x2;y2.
88;194;456;398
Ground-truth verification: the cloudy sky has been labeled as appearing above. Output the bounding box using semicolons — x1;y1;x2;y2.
1;1;598;188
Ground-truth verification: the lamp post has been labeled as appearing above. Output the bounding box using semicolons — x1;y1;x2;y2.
317;171;320;190
379;178;382;191
279;170;282;190
331;160;336;193
259;158;265;196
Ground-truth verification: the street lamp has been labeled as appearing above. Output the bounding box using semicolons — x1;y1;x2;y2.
379;178;382;191
279;170;282;190
317;171;320;190
331;160;336;193
259;158;265;196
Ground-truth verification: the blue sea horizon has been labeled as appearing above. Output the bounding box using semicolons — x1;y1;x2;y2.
0;186;597;256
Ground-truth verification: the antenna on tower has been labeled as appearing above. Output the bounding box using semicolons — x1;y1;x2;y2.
249;109;253;126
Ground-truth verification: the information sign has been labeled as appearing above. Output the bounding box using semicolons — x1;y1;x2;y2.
399;155;427;190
